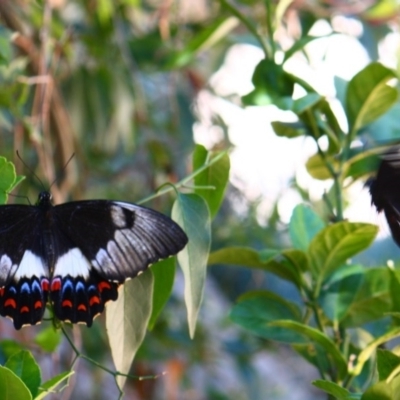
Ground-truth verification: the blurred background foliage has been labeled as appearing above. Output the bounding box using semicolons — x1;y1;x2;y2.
0;0;400;399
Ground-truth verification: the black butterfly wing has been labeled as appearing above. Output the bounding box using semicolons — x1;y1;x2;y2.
0;205;49;329
49;200;188;326
370;145;400;247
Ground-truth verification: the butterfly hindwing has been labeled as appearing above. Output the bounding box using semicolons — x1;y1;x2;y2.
50;272;118;326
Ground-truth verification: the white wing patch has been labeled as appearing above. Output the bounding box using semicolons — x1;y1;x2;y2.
110;205;127;228
0;255;16;281
14;250;46;280
54;248;91;278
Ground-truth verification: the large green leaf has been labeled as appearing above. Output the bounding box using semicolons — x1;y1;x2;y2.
308;222;378;278
230;290;305;343
377;349;400;381
289;204;325;251
0;366;31;400
361;375;400;400
148;258;176;330
208;247;305;288
106;270;154;389
173;193;211;338
346;62;398;134
313;380;360;400
320;266;391;327
193;144;230;219
5;351;40;398
270;320;348;379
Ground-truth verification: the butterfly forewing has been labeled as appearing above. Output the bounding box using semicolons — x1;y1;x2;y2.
52;200;188;281
0;195;188;329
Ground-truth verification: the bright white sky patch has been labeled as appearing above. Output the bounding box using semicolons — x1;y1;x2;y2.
194;18;394;226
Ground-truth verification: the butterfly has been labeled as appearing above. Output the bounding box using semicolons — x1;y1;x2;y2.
0;191;188;329
369;145;400;247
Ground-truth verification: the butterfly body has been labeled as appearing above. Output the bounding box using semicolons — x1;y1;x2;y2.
370;146;400;247
0;192;188;329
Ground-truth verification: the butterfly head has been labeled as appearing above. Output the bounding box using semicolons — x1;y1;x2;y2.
37;191;53;207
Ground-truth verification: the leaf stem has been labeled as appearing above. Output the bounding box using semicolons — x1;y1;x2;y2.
218;0;270;58
138;150;229;204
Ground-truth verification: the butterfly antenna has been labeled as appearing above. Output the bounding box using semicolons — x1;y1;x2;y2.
16;150;45;190
49;152;75;189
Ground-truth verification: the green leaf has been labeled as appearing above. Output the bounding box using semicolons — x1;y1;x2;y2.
173;193;211;338
270;320;348;379
292;92;322;114
242;58;294;106
312;380;358;400
305;152;335;180
271;120;306;138
230;290;305;343
208;247;305;288
148;258;176;330
0;157;17;204
352;328;400;376
36;371;74;400
0;27;13;66
106;270;154;389
0;365;32;400
346;62;398;134
308;222;378;278
377;349;400;381
361;375;400;400
193;145;230;219
289;204;325;251
320;265;392;327
5;351;40;398
344;147;382;180
34;326;62;353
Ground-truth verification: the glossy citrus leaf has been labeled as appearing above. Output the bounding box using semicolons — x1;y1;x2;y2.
173;193;211;338
106;270;154;389
346;62;398;134
308;222;378;277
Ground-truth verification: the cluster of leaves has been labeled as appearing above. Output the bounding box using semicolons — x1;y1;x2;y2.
205;1;400;398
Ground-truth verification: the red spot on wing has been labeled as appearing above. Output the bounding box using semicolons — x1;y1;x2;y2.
62;300;73;308
98;281;111;292
0;288;4;296
89;296;101;306
4;298;16;309
78;304;87;311
34;301;42;309
20;306;29;313
51;278;61;291
41;278;50;292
